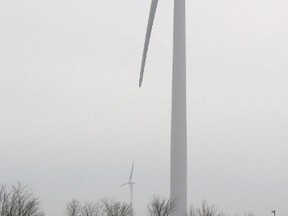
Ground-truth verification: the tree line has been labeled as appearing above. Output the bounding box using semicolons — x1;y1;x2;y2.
65;197;227;216
0;183;254;216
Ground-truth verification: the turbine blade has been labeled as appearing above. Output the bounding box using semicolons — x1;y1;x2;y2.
129;159;135;182
121;183;128;187
139;0;159;87
130;184;133;206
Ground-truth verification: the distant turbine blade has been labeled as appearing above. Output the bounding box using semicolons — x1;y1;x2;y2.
129;159;135;182
130;184;133;206
139;0;159;87
121;183;128;187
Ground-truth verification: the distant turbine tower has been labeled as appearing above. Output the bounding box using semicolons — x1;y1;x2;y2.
121;159;135;207
139;0;187;216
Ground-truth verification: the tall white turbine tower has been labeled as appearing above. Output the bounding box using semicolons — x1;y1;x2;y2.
139;1;187;216
121;159;135;207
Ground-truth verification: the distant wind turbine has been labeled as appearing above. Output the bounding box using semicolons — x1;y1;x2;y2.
139;0;187;216
121;159;135;207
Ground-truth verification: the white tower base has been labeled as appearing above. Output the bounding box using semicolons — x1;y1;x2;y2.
170;0;187;215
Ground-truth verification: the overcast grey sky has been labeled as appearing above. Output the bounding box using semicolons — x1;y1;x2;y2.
1;0;288;216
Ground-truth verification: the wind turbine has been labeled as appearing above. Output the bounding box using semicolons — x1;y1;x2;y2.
139;1;187;216
121;159;135;207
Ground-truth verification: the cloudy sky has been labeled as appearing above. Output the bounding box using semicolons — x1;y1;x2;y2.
1;0;288;215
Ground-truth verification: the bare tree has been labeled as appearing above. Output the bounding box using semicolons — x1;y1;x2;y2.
81;202;103;216
0;183;45;216
188;200;224;216
147;196;175;216
102;199;133;216
66;199;82;216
